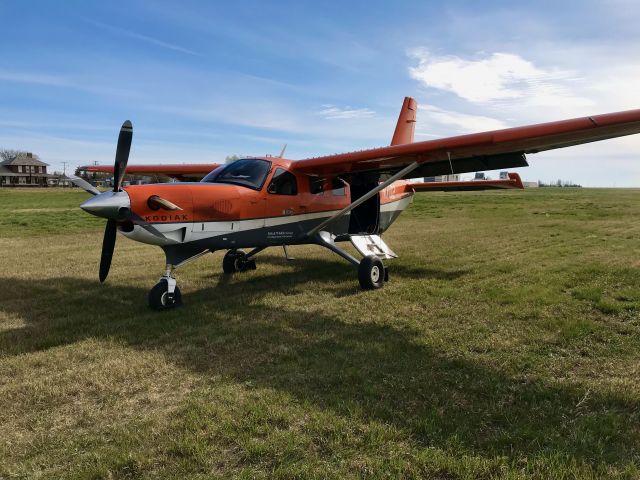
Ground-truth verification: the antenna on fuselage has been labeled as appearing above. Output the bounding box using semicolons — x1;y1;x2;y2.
277;144;287;158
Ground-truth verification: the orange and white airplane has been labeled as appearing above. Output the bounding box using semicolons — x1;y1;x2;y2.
74;97;640;309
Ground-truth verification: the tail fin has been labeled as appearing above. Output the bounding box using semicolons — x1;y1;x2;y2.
391;97;417;146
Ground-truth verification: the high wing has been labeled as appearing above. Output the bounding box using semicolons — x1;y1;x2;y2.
290;106;640;179
81;163;219;181
410;173;524;192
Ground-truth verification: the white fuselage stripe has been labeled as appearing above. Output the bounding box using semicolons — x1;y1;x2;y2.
121;196;412;246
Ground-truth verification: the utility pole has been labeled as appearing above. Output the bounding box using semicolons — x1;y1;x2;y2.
60;162;69;188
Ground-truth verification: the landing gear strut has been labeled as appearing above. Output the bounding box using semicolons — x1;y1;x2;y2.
149;264;182;310
148;250;210;310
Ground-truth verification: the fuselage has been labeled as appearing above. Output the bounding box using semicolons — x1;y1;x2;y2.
116;157;414;251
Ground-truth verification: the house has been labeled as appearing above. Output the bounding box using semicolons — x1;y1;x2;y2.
0;152;50;187
47;174;75;187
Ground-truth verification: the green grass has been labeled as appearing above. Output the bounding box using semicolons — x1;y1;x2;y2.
0;188;103;236
0;187;639;479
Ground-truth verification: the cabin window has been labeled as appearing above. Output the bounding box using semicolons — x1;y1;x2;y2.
331;177;346;196
267;168;298;195
309;177;324;195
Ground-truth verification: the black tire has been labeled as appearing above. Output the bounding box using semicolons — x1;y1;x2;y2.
148;279;182;310
358;255;385;290
222;249;245;274
241;258;257;271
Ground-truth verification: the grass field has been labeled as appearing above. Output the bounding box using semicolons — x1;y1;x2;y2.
0;187;639;479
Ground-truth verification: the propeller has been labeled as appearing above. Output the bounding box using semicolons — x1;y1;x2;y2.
98;120;133;281
76;120;173;282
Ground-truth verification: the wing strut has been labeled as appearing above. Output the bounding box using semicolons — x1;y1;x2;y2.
306;161;419;237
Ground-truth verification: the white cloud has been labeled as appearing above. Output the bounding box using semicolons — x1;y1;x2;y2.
317;105;376;120
420;105;508;133
85;19;201;57
405;46;640;186
0;71;133;98
408;48;593;108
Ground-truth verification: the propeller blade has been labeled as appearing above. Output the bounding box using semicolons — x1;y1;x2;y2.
113;120;133;192
99;219;117;282
117;208;166;239
69;175;101;196
127;211;166;238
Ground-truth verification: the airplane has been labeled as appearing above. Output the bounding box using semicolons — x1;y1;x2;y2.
72;97;640;310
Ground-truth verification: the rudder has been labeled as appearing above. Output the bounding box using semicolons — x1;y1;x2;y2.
390;97;417;146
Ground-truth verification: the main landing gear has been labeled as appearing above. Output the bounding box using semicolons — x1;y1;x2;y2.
222;249;257;274
313;232;390;291
358;255;389;290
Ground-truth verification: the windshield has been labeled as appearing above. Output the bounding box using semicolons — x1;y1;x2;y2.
201;159;271;190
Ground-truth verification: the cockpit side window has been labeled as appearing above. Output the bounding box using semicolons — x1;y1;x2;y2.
267;168;298;195
201;159;271;190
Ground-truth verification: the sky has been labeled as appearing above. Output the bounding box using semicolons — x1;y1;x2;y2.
1;0;639;186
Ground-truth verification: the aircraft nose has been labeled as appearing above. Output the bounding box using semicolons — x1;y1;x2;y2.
80;191;131;219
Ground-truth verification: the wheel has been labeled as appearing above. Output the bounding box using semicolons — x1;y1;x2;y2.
148;279;182;310
222;249;245;274
222;250;256;273
358;255;386;290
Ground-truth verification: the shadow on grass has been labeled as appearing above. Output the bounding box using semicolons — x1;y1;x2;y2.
0;262;637;470
255;254;470;280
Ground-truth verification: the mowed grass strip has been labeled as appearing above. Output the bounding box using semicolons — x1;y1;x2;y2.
0;187;639;479
0;188;103;236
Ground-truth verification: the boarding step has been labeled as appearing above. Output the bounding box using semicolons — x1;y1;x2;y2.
349;234;398;260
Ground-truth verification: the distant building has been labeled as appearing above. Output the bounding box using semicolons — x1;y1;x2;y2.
420;174;460;182
439;174;460;182
47;174;74;187
0;152;50;187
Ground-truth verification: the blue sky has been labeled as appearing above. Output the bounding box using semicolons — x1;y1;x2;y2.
1;0;639;185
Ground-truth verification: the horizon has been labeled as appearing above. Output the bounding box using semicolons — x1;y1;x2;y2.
1;0;639;186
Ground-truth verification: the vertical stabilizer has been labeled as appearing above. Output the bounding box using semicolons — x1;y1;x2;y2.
391;97;417;145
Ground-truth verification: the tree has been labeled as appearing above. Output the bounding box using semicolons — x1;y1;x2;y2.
0;149;29;162
225;154;241;164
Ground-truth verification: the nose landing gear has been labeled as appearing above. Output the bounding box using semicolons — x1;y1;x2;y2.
149;264;182;310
